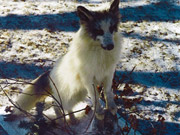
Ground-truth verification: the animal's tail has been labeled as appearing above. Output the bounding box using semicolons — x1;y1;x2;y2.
13;71;52;115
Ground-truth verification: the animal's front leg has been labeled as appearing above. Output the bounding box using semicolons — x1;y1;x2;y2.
103;75;117;115
85;83;105;120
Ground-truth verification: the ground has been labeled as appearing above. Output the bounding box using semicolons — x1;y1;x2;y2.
0;0;180;135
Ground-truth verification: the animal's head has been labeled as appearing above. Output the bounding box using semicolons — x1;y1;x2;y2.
77;0;120;51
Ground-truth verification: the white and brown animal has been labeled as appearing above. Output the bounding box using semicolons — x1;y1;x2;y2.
11;0;123;123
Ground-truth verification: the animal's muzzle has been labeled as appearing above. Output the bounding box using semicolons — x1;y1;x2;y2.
101;44;114;51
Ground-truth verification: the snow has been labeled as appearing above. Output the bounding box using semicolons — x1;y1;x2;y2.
0;0;180;134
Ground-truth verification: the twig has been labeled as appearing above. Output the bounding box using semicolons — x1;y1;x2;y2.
53;106;87;121
115;65;136;88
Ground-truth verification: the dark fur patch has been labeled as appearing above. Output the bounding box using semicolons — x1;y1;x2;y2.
34;71;52;95
79;10;120;40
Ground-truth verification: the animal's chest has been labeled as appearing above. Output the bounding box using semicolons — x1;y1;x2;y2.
82;49;116;81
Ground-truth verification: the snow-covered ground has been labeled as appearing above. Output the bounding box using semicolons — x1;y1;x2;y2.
0;0;180;134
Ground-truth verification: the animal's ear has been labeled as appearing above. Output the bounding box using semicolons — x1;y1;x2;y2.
109;0;120;13
77;6;93;21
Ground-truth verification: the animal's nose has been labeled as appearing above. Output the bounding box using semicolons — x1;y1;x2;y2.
106;44;114;50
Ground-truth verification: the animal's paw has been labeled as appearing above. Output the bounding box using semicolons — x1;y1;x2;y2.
95;107;105;120
95;112;104;120
108;101;117;115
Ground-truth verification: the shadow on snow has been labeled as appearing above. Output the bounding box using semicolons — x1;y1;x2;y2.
0;61;51;79
120;1;180;22
0;61;180;90
0;13;79;31
122;32;180;44
0;1;180;31
137;118;180;135
115;70;180;90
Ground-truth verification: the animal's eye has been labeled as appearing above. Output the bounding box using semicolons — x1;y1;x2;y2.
109;24;117;33
95;29;104;36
